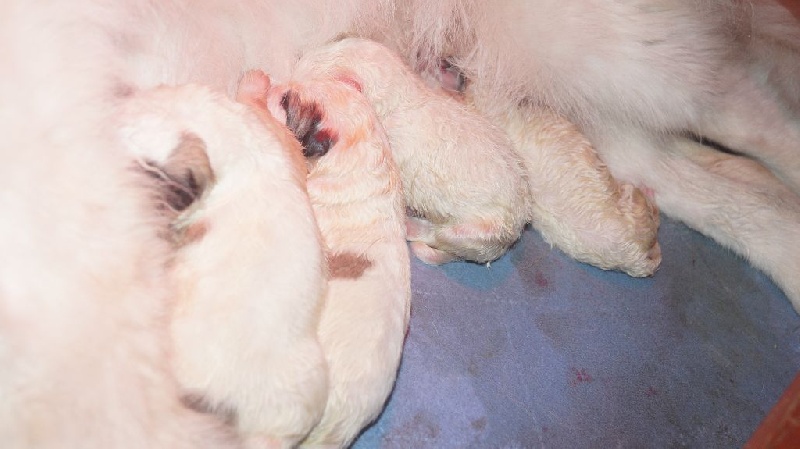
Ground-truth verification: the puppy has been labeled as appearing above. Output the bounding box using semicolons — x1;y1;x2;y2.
362;0;800;310
424;60;662;277
499;105;662;277
119;80;329;449
290;37;531;265
261;71;411;448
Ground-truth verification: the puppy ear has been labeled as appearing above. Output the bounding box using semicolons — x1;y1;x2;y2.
280;90;337;159
140;132;215;214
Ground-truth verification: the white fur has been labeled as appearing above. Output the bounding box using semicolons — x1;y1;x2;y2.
0;3;238;448
357;0;800;310
118;79;330;448
497;106;662;277
265;74;411;448
2;0;800;446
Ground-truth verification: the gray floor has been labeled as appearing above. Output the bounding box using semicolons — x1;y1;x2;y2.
353;216;800;448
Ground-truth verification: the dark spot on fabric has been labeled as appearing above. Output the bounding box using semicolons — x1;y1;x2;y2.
471;417;488;432
383;412;440;443
534;271;549;288
180;392;238;426
280;90;337;159
568;367;594;386
328;252;373;279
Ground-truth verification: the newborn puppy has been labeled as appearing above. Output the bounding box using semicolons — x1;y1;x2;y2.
424;60;661;277
120;80;329;449
421;59;661;277
500;105;662;277
290;37;531;265
260;70;411;448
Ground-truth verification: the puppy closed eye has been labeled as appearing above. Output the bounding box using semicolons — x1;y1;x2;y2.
280;90;337;159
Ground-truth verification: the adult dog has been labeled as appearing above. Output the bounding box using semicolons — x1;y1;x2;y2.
1;0;798;447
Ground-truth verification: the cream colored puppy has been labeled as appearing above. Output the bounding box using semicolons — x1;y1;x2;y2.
260;70;411;448
426;61;662;277
499;106;662;277
120;80;329;449
290;37;531;265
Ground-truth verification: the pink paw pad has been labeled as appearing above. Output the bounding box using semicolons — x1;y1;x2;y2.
409;241;457;265
237;70;271;105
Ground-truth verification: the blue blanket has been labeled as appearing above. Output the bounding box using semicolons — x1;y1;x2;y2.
353;216;800;448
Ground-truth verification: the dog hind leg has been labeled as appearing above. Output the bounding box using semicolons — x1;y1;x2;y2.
599;130;800;312
119;83;329;448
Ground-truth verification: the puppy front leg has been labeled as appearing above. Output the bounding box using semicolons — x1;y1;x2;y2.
500;106;662;277
120;83;329;448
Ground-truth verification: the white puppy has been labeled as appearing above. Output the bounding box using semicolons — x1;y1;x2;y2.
498;105;662;278
363;0;800;310
262;71;411;448
119;79;329;449
291;37;532;266
422;59;662;277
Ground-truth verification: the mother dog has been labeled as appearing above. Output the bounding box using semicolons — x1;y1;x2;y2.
1;0;798;448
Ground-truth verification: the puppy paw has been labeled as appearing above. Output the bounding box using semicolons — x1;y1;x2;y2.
614;183;661;277
409;241;458;265
236;70;272;107
406;216;517;264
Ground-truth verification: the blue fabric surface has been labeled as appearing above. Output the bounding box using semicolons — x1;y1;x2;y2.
352;216;800;448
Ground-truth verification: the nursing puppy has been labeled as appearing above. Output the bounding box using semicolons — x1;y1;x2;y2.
120;79;329;449
425;61;662;277
291;37;531;265
262;71;411;448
